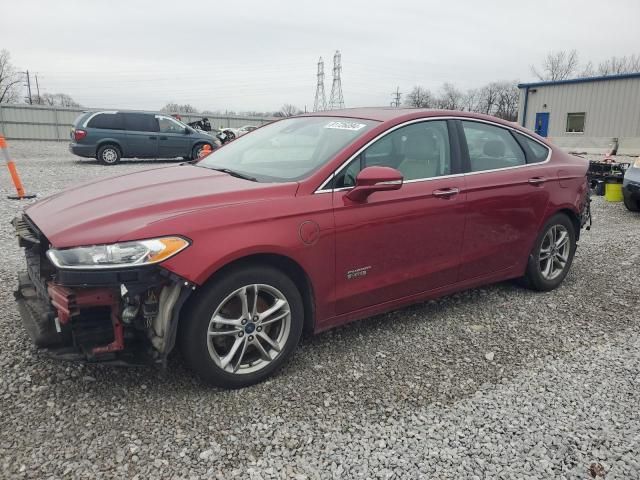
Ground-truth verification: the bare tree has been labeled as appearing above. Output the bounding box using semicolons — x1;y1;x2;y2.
41;93;81;107
598;54;640;75
278;104;300;117
494;82;519;121
436;82;464;110
461;88;482;112
160;103;199;113
531;50;579;81
404;86;435;108
0;50;21;104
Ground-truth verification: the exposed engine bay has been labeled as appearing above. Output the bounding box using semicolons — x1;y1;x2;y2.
12;215;193;366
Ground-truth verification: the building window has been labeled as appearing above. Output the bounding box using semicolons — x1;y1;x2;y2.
566;113;585;133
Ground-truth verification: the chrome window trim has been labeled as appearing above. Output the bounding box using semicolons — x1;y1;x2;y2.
314;115;552;194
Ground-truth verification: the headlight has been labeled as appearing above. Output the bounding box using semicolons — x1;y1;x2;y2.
47;236;190;269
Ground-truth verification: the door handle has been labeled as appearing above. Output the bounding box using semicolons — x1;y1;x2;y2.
528;177;546;186
432;187;460;198
148;136;157;140
159;136;168;140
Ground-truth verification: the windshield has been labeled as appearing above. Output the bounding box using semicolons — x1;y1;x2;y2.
197;116;378;182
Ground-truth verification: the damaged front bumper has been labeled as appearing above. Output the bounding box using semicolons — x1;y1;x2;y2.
13;215;194;366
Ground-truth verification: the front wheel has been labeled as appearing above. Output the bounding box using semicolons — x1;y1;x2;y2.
522;213;576;291
179;266;304;388
191;143;212;160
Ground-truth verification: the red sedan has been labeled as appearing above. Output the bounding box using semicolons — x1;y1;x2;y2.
14;108;591;388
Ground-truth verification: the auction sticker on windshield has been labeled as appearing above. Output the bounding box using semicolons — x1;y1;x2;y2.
324;121;367;131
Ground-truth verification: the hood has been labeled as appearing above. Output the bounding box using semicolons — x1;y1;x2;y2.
26;164;297;248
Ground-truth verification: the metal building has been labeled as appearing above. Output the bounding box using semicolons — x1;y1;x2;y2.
518;73;640;155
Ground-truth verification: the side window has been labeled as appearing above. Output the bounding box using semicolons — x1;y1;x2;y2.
333;120;451;188
87;112;124;130
461;121;525;172
158;116;186;134
514;132;550;163
124;113;158;132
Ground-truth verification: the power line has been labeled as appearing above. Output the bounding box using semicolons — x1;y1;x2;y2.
313;57;326;112
328;50;345;110
22;70;32;104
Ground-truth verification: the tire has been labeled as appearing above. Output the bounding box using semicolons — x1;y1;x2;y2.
522;213;577;292
179;265;304;388
191;143;212;160
623;194;640;212
97;144;121;165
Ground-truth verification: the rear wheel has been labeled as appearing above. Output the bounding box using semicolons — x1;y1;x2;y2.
623;193;640;212
179;266;303;388
97;144;121;165
522;213;576;291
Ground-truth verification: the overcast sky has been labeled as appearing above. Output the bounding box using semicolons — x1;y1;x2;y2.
3;0;640;113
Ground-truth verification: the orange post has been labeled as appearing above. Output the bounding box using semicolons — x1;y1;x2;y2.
0;136;36;199
198;143;213;159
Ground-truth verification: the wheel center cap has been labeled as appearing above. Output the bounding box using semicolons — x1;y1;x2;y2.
244;322;256;334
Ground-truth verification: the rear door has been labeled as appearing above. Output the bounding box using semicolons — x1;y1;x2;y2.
331;119;467;314
457;119;551;281
157;115;191;158
124;113;159;158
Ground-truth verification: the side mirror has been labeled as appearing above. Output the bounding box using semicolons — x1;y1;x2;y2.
345;166;403;202
184;127;191;135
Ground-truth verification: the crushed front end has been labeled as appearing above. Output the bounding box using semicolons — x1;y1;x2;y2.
12;215;194;366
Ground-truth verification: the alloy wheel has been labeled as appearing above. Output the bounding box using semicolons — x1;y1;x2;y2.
538;224;570;280
206;284;291;374
102;148;118;164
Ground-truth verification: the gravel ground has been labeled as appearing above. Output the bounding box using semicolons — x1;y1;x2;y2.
0;141;638;479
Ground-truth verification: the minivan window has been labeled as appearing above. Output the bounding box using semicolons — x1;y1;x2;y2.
461;121;525;172
158;116;186;134
197;117;378;182
87;112;125;130
125;113;158;132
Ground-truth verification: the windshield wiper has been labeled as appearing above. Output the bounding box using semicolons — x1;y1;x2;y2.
210;167;258;182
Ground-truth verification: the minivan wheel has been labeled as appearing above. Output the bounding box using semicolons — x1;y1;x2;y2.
179;266;304;388
97;144;121;165
522;213;576;291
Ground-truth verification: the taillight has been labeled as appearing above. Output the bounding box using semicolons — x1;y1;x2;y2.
74;129;87;142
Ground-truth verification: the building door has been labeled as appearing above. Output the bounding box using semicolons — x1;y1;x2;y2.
534;112;549;137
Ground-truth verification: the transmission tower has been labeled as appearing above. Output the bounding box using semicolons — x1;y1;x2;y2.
391;86;402;107
328;50;345;109
313;57;326;112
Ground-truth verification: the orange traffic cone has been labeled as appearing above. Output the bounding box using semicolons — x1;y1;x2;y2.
0;136;36;199
198;143;213;159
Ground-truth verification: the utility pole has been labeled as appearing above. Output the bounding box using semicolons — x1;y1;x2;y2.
22;70;33;105
34;74;40;104
391;86;402;107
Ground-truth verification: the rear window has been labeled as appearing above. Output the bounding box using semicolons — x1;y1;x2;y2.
124;113;158;132
88;112;124;130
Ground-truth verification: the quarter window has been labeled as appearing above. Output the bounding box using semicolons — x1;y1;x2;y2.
87;112;124;130
566;113;585;133
333;120;451;188
461;121;525;172
514;132;550;163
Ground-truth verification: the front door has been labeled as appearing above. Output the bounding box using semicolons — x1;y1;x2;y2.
157;115;191;158
332;120;466;314
457;120;550;281
534;112;549;137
